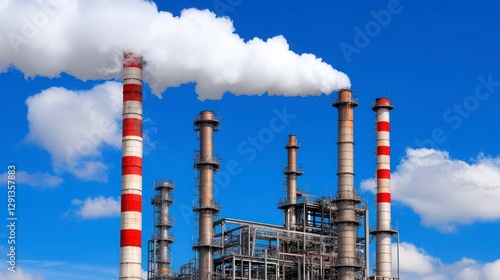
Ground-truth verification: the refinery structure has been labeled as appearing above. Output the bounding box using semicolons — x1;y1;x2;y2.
119;54;400;280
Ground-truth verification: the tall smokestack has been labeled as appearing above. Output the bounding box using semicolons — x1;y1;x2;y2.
332;89;361;280
193;111;221;280
283;135;303;230
372;98;397;279
120;53;143;279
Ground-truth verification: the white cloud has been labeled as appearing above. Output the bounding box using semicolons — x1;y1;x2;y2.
0;1;349;100
0;171;62;188
70;196;120;219
394;242;439;275
361;148;500;231
25;81;122;182
1;260;118;280
483;259;500;280
0;267;45;280
393;242;500;280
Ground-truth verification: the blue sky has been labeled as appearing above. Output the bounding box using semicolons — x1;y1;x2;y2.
1;0;500;279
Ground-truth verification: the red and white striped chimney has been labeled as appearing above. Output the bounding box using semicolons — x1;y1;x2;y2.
120;53;143;279
372;97;397;279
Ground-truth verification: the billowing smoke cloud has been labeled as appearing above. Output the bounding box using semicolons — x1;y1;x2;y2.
0;0;350;100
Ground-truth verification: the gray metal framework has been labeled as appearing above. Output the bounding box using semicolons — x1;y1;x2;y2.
148;179;175;280
177;258;197;280
210;198;368;280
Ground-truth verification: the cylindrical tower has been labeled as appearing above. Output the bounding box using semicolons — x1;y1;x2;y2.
120;53;143;280
283;135;303;230
193;111;221;280
332;89;362;280
148;179;175;279
371;98;397;279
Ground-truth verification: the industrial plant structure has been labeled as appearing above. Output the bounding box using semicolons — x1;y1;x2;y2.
118;56;400;279
147;179;175;279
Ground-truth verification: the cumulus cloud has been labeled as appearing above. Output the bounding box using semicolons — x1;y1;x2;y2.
0;170;62;188
361;148;500;231
25;81;122;181
0;267;45;280
393;242;500;280
394;242;439;275
0;0;349;100
70;196;120;219
0;260;118;280
483;259;500;280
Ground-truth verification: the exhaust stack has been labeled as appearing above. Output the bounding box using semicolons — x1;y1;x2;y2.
148;179;175;279
193;111;221;280
283;135;303;230
120;53;143;279
372;98;397;279
332;89;362;280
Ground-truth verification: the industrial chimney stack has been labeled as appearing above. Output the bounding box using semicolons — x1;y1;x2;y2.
193;111;221;280
148;179;175;279
120;53;144;280
371;98;398;279
282;135;303;230
333;89;362;280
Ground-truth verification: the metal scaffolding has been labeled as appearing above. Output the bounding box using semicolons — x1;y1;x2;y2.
177;258;197;280
211;197;368;280
148;179;175;280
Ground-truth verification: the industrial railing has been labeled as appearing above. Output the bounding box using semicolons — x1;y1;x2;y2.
193;111;221;131
154;216;175;227
332;95;359;106
193;151;221;168
192;200;221;212
282;166;305;174
153;233;175;243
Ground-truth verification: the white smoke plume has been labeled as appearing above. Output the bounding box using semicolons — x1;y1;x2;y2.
0;0;350;100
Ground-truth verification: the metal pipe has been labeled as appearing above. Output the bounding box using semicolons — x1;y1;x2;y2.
284;135;302;230
332;89;360;280
371;97;397;279
232;255;236;280
397;232;400;280
193;111;221;280
265;249;268;280
120;53;143;280
365;208;370;279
